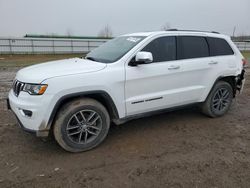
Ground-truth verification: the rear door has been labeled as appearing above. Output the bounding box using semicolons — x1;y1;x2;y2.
173;35;215;102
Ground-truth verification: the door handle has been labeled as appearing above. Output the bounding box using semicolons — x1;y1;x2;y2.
209;61;218;65
168;65;180;70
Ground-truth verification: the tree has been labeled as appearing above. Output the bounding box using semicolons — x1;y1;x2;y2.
161;22;172;31
66;28;74;37
98;24;113;38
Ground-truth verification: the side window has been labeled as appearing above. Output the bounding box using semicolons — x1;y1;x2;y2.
142;36;176;62
207;37;234;56
177;36;209;59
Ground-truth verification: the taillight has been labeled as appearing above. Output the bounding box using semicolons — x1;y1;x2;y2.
242;59;248;66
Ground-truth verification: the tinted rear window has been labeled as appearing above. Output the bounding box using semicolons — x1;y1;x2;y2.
207;37;234;56
177;36;209;59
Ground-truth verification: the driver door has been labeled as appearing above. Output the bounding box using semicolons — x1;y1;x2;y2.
125;36;181;116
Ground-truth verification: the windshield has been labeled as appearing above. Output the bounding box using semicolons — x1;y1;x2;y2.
85;36;146;63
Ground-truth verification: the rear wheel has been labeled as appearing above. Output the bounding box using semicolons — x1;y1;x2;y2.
53;98;110;152
201;81;233;117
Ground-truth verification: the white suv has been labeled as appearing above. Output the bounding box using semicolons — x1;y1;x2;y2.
7;30;246;152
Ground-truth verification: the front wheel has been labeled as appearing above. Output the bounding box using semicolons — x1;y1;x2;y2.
201;81;233;118
53;98;110;152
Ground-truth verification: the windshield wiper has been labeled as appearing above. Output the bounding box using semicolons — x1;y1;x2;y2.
86;57;97;62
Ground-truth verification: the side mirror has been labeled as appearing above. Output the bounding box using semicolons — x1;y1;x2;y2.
136;51;153;64
129;51;153;66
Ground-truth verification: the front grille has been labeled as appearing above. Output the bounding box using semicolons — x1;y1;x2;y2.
13;80;24;97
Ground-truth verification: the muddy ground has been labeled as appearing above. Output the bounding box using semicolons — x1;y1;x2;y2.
0;56;250;188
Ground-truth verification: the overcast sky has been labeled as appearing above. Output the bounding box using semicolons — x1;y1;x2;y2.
0;0;249;37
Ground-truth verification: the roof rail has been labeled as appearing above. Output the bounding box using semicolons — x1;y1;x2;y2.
211;31;220;34
166;29;178;31
166;29;220;34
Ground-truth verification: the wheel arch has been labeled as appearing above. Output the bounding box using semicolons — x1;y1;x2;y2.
47;90;119;131
217;76;236;96
208;75;237;99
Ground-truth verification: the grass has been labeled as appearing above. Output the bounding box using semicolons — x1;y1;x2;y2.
0;51;249;67
0;54;83;67
242;51;250;60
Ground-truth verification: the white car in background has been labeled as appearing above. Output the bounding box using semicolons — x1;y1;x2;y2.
7;30;246;152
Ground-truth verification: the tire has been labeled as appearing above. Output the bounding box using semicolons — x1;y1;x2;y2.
53;98;110;152
201;81;233;118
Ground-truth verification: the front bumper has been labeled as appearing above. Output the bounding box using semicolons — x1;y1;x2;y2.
7;90;52;137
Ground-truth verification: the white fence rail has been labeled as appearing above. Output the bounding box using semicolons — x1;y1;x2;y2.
0;37;249;54
234;41;250;51
0;37;108;54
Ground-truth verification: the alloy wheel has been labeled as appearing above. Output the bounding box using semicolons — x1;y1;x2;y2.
66;110;102;144
212;88;230;112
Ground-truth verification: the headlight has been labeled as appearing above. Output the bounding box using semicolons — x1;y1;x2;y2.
23;84;48;95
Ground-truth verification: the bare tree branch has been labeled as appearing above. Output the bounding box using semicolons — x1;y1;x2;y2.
98;24;113;38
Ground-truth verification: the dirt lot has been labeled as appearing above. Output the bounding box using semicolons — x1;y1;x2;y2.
0;55;250;188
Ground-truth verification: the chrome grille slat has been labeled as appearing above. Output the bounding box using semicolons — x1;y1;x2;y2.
12;80;24;97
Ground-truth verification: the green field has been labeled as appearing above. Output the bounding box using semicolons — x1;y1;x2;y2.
0;51;249;68
242;51;250;60
0;54;83;67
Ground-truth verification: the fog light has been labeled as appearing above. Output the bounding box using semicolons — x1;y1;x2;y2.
19;109;33;117
23;110;32;117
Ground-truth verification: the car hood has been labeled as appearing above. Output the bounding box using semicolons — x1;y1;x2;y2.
16;58;107;83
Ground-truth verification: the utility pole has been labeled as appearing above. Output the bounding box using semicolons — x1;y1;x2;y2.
233;26;236;37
